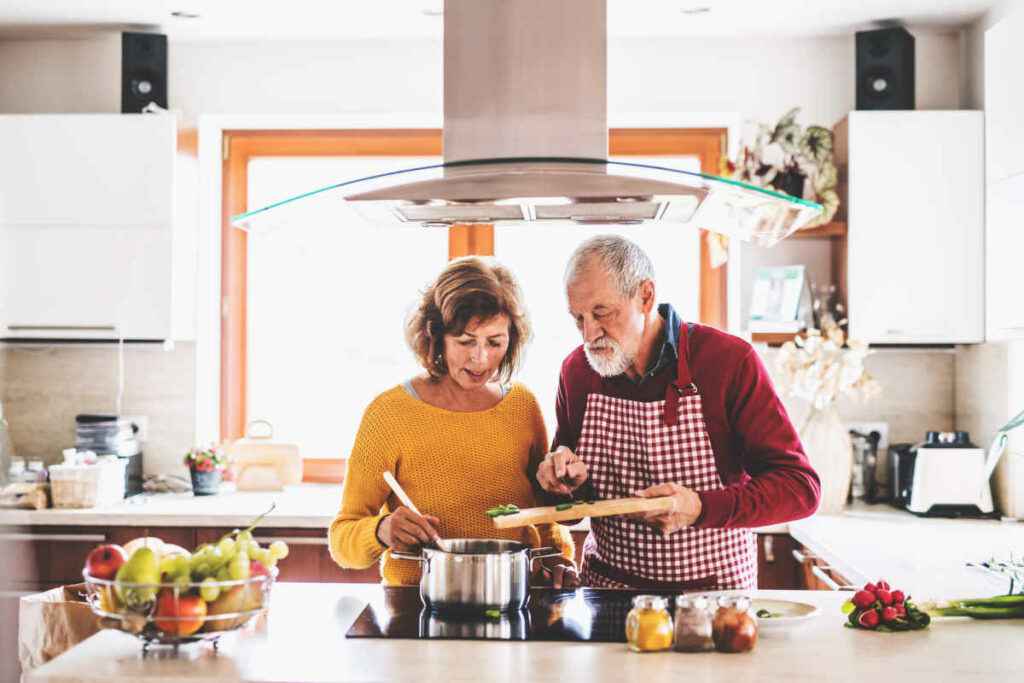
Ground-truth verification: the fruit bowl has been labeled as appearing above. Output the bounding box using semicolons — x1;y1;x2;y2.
82;568;277;650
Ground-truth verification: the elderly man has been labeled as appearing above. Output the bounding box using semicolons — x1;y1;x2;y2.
537;235;820;590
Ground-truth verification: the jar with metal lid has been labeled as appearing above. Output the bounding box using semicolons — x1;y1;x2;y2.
712;595;758;653
673;594;714;652
625;595;674;652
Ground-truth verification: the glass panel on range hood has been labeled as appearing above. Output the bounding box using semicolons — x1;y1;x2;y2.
232;157;822;246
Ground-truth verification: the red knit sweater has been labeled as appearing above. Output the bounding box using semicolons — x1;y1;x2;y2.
552;322;821;529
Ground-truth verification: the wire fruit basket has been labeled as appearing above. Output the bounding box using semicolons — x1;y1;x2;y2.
82;569;277;651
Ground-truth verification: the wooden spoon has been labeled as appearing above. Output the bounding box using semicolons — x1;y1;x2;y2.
382;471;451;551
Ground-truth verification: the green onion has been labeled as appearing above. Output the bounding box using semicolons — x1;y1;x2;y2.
921;594;1024;620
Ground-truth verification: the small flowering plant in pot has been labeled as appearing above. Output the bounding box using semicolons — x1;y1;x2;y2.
184;446;227;496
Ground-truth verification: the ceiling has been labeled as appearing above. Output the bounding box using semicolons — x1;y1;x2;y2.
0;0;998;41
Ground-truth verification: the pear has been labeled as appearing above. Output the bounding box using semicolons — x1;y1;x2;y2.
115;546;160;607
203;584;265;632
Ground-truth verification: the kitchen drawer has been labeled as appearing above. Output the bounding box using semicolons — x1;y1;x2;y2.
0;526;107;584
793;544;855;591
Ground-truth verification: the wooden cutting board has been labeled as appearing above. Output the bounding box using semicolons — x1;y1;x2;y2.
491;496;676;529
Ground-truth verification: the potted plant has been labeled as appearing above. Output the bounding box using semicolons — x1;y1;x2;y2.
183;446;227;496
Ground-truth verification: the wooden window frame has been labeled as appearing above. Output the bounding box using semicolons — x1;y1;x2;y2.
220;128;727;481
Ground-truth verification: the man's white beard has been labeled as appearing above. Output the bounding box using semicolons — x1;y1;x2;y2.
584;337;632;377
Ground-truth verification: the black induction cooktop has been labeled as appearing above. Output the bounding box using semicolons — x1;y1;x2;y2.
346;587;678;642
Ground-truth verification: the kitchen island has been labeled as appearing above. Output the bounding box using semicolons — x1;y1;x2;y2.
22;582;1024;682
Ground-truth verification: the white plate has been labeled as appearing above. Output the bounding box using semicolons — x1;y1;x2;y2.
749;598;821;634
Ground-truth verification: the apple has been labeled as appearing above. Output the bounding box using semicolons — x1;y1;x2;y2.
250;560;269;578
154;589;207;637
84;544;128;580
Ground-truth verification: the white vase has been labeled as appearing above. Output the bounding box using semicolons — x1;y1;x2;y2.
800;404;852;514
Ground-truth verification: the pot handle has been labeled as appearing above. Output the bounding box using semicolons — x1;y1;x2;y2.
389;550;426;562
528;546;561;561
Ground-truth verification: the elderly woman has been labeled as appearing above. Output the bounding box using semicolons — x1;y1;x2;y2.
328;256;577;587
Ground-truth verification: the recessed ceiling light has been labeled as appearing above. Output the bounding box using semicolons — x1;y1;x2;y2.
170;10;200;19
422;8;444;17
680;6;711;15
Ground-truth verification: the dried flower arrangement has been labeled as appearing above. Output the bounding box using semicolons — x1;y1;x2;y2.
774;321;881;411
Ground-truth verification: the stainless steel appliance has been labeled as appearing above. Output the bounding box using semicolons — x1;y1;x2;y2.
391;539;560;613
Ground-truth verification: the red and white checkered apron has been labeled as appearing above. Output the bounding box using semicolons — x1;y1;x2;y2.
578;326;757;590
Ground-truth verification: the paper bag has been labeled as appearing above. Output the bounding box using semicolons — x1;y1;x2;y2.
18;583;99;672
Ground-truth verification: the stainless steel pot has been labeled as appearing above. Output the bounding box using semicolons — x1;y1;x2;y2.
418;607;530;640
391;539;560;613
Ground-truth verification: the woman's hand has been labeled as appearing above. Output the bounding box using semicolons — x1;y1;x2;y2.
532;556;581;589
377;506;442;551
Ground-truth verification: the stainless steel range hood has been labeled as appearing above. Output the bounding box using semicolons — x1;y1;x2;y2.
232;0;821;246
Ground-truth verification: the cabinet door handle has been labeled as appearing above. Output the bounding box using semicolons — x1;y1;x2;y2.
0;533;106;542
763;535;775;563
6;325;117;332
252;536;327;546
810;565;856;591
791;548;815;564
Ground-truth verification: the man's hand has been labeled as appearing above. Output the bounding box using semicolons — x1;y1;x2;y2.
635;483;702;536
377;506;442;551
536;446;588;495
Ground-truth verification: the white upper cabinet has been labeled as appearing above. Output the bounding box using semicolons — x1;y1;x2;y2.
0;115;174;228
843;111;984;345
0;114;179;340
986;175;1024;340
985;12;1024;184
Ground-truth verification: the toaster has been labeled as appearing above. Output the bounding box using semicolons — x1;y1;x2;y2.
904;431;994;517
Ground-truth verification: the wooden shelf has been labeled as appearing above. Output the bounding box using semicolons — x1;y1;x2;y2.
790;220;846;239
750;331;803;346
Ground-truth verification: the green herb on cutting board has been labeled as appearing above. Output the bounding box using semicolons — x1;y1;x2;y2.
485;504;520;518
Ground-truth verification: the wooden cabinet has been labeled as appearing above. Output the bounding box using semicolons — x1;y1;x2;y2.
985;176;1024;340
985;12;1024;185
196;527;380;583
838;111;984;344
0;114;180;341
791;543;856;591
756;533;803;590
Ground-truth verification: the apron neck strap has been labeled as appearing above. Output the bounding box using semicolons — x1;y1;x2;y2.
663;322;697;426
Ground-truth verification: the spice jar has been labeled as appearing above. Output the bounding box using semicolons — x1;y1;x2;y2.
673;595;714;652
625;595;673;652
712;595;758;653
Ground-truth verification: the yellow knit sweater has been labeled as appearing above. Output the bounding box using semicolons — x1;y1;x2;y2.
328;382;573;586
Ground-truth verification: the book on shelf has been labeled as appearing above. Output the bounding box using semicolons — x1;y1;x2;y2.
749;264;812;334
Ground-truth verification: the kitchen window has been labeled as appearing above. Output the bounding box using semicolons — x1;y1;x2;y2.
220;128;726;479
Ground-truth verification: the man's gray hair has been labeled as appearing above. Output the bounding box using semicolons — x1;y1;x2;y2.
564;235;655;298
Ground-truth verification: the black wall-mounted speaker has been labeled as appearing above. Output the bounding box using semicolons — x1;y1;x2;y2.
855;27;915;110
121;32;167;113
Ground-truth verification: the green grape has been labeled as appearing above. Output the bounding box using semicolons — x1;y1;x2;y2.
217;536;236;558
269;540;289;560
228;552;251;581
199;577;220;602
249;547;270;567
174;573;191;592
216;566;231;582
236;530;253;544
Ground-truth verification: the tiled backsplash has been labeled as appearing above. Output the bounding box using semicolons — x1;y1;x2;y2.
758;347;956;491
0;342;195;476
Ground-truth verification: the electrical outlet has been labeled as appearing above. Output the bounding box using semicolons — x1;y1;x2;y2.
847;421;889;453
123;415;149;443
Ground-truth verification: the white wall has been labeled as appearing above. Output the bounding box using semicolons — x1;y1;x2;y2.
0;28;964;125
